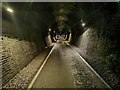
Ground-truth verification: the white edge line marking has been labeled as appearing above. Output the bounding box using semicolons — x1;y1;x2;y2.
66;42;111;88
27;43;56;89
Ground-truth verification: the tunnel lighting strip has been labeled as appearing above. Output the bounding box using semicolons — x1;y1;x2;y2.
27;43;57;89
66;42;112;89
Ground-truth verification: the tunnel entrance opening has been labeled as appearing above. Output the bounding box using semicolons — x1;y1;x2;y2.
2;2;120;88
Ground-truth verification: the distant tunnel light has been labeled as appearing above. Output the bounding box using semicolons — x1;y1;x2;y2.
7;8;13;13
82;23;86;27
49;28;51;32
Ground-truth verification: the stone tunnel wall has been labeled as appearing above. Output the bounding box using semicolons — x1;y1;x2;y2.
1;20;45;85
75;28;101;61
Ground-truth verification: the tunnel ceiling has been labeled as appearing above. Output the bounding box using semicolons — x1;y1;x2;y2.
2;2;120;37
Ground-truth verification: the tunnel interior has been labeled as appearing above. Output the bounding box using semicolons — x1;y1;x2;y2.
3;2;120;44
1;2;120;87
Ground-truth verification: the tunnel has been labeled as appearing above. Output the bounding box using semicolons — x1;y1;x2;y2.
1;2;120;89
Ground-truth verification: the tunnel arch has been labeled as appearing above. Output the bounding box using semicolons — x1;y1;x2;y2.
2;2;120;87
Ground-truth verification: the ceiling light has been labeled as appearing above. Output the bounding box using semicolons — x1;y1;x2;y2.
7;8;13;13
82;23;86;27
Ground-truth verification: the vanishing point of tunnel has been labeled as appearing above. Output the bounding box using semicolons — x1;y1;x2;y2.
1;1;120;89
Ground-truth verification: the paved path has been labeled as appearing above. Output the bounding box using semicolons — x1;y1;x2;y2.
31;42;110;88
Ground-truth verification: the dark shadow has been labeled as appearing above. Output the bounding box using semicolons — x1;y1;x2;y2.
2;2;55;51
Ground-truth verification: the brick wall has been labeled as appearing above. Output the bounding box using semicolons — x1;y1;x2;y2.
1;36;40;85
2;19;45;85
76;28;99;60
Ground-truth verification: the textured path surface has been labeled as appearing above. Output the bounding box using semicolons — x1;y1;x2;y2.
32;42;110;88
72;45;120;88
3;49;50;88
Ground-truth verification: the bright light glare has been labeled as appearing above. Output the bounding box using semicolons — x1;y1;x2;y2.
82;23;85;27
7;8;13;13
49;28;51;31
